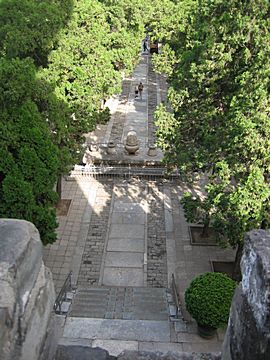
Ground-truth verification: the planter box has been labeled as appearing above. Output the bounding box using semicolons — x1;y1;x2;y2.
211;260;234;278
56;199;72;216
188;224;218;246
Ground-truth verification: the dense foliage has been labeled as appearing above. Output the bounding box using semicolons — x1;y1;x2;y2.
0;0;72;244
185;272;236;328
0;0;155;243
154;0;270;276
0;58;61;243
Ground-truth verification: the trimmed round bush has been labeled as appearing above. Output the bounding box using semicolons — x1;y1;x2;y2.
185;272;236;329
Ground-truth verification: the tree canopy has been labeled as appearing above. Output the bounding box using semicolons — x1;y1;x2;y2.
0;0;156;243
154;0;270;275
2;0;268;254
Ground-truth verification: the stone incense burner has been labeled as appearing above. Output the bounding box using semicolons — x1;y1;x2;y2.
125;131;139;155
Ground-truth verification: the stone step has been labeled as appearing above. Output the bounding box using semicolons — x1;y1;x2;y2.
76;291;110;298
71;297;108;305
70;307;168;321
131;312;168;321
70;304;106;312
63;317;171;343
56;338;188;358
133;304;168;313
70;310;107;318
77;288;110;293
69;307;107;316
56;338;222;359
70;286;170;320
133;300;167;305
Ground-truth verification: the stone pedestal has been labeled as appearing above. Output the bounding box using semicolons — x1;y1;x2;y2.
221;230;270;360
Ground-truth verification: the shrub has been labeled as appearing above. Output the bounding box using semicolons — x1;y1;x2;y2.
98;107;111;124
185;272;236;329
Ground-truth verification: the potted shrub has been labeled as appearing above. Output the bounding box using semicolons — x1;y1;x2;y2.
185;272;236;339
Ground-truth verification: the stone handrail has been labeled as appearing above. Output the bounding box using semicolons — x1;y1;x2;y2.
171;273;181;318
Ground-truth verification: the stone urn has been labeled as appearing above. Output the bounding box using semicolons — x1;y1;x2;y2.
107;141;116;155
125;131;139;155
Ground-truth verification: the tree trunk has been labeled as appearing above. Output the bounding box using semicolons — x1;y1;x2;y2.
232;243;244;282
200;218;210;238
56;175;62;199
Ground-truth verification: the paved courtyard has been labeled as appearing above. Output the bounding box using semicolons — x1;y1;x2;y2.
43;54;235;355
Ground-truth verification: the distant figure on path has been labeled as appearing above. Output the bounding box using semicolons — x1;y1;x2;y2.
134;85;139;99
138;82;144;99
143;40;148;53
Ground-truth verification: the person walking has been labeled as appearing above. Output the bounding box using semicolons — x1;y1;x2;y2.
134;85;139;99
143;40;148;53
138;82;144;99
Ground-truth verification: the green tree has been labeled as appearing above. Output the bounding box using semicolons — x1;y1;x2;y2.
0;0;73;66
154;0;270;279
0;0;156;244
0;58;60;244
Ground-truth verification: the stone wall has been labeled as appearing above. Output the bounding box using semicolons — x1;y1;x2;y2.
221;230;270;360
0;219;56;360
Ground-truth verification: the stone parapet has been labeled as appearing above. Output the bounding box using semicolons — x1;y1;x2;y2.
221;230;270;360
0;219;56;360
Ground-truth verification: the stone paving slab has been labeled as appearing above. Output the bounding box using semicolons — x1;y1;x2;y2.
109;224;145;239
106;238;145;252
42;179;99;292
113;202;146;213
139;341;184;353
92;339;138;356
63;318;171;342
182;342;223;353
111;213;145;225
104;252;144;268
102;267;144;287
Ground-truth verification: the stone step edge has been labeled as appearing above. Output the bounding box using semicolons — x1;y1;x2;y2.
76;286;169;291
57;337;222;358
63;317;171;343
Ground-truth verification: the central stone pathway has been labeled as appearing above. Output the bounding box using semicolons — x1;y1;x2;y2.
84;54;163;163
43;52;235;357
100;182;148;287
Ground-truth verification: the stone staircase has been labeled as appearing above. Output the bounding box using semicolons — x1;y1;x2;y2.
69;286;169;321
56;286;179;357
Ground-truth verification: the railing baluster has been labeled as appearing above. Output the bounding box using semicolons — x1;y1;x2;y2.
68;164;180;183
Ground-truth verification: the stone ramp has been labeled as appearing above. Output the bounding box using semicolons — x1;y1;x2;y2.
69;287;169;321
